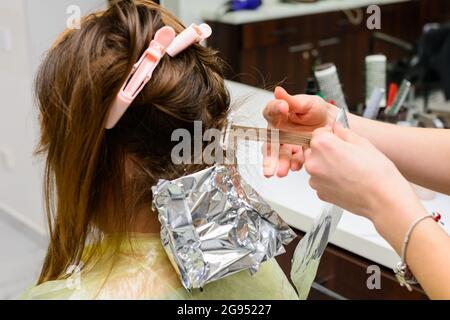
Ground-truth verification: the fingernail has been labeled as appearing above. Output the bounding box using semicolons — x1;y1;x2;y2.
277;101;286;111
263;163;276;178
263;168;273;178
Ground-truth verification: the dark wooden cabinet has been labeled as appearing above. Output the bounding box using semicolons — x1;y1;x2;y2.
276;230;428;300
209;10;348;101
419;0;450;25
207;0;450;110
240;43;314;93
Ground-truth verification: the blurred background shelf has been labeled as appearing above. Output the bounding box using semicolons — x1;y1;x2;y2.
205;0;450;110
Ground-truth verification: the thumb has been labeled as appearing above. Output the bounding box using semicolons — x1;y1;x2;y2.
275;87;311;115
263;99;289;127
274;86;291;100
333;123;363;144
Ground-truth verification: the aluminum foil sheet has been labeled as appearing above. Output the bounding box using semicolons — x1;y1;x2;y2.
152;164;297;291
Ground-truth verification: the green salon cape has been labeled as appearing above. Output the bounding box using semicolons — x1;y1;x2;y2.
20;234;299;300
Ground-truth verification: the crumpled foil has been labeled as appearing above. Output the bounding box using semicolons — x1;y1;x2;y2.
152;165;297;291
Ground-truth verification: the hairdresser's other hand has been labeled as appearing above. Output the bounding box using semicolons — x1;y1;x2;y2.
304;124;423;229
263;87;338;177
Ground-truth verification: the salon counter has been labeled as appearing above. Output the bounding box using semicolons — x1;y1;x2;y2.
226;80;450;271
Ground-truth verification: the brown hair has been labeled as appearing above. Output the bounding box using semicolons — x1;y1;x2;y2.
35;0;230;284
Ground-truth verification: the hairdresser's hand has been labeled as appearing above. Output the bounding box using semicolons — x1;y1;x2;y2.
263;87;338;177
304;124;423;227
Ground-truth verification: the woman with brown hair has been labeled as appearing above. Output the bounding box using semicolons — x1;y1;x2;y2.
21;0;298;299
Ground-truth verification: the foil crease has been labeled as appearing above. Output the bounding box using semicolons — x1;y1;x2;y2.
152;165;296;291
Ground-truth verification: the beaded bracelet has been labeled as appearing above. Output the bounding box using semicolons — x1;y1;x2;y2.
394;212;443;291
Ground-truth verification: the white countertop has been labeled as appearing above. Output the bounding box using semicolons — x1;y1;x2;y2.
227;80;450;269
203;0;410;25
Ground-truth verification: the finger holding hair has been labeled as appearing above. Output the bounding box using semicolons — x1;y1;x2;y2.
277;144;293;177
290;145;304;171
263;99;289;128
263;141;279;178
333;123;367;144
275;87;330;127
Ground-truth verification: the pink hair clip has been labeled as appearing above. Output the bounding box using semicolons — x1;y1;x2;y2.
105;23;213;129
105;26;176;129
166;23;212;57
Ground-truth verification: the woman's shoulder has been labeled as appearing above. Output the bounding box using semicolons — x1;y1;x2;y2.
20;234;184;300
189;259;299;300
20;253;185;300
20;258;298;300
19;279;92;300
21;233;298;300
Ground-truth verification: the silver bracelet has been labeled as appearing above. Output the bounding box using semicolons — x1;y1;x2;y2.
394;213;436;291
